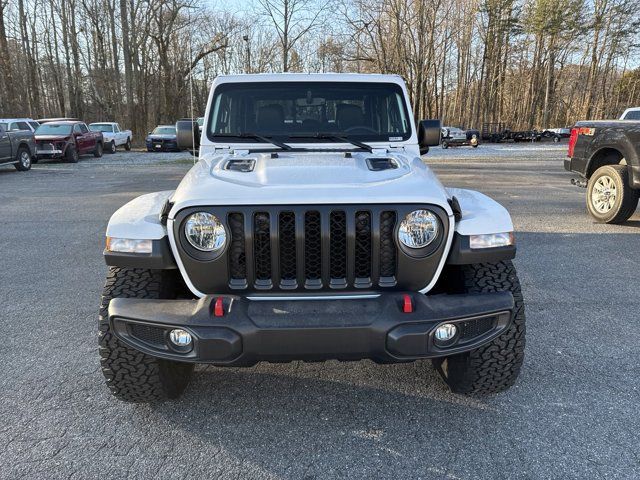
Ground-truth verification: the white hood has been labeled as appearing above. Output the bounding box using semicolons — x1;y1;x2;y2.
169;150;453;217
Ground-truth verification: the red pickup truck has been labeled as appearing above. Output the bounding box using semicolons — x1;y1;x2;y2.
34;121;104;163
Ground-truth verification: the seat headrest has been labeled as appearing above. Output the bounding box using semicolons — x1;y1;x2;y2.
257;104;285;132
336;104;364;130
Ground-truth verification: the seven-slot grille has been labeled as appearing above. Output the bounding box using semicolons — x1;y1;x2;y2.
226;207;397;291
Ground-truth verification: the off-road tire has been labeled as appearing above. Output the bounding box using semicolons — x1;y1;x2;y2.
108;140;116;154
442;141;449;149
14;146;32;171
433;260;526;395
586;165;638;224
99;267;194;402
125;138;131;151
94;141;103;158
65;146;79;163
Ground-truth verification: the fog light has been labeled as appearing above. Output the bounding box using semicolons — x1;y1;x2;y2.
169;329;192;347
434;323;457;343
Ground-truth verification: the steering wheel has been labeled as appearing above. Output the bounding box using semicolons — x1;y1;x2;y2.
344;126;378;134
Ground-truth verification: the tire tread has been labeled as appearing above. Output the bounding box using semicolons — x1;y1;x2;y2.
435;260;526;395
99;267;193;402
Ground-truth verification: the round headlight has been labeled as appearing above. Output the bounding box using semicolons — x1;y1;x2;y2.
398;210;440;249
184;212;226;252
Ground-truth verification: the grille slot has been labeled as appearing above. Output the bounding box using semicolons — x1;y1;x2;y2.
225;207;399;291
228;213;246;281
279;212;297;285
379;211;397;285
253;212;272;287
329;211;347;282
354;211;372;279
304;211;322;288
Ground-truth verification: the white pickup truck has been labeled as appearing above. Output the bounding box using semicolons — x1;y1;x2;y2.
89;122;132;153
620;107;640;120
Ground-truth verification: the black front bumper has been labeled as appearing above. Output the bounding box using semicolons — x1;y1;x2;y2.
108;292;514;366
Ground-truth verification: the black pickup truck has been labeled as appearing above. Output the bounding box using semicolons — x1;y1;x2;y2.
565;121;640;223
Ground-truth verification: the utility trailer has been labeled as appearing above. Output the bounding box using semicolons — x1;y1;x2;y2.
482;123;541;143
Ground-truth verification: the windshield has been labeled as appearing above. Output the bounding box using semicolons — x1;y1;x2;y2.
208;82;411;143
36;124;73;135
90;124;113;132
152;126;176;135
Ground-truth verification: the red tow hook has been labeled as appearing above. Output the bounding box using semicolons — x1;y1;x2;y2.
402;294;413;313
213;297;225;317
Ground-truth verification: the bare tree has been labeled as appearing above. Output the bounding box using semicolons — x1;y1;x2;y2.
1;0;639;134
257;0;324;71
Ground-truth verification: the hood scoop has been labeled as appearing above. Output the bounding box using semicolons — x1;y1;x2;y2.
366;157;398;171
224;158;256;172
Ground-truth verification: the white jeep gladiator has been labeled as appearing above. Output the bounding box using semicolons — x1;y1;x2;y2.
100;73;525;402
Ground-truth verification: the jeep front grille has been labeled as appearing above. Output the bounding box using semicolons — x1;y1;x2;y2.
227;207;398;291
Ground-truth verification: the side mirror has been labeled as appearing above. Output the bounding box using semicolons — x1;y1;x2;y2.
418;119;442;155
176;119;200;154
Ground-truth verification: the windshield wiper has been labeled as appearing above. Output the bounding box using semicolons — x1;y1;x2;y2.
213;133;292;151
287;133;373;153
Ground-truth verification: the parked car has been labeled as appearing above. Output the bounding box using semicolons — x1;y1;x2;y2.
146;125;179;152
619;107;640;120
34;121;104;163
441;126;479;148
565;117;640;223
89;122;132;153
0;121;36;171
0;118;40;133
100;73;525;403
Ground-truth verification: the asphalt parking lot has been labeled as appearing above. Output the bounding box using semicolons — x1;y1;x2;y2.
1;144;638;479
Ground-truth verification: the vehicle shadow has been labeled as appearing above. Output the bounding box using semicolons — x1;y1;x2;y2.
619;220;640;228
146;363;510;477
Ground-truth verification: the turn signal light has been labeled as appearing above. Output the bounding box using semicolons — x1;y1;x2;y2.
402;294;413;313
214;297;224;317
